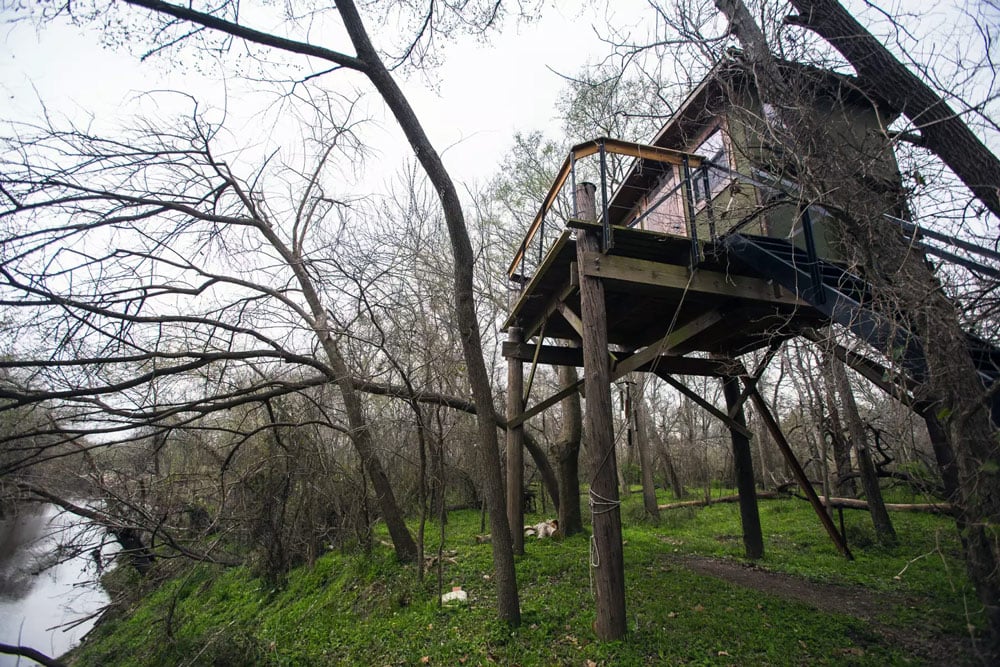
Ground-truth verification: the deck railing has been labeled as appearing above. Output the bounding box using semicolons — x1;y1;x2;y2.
506;138;704;283
508;139;1000;294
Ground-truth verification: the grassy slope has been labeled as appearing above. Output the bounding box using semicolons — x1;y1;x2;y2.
72;488;981;666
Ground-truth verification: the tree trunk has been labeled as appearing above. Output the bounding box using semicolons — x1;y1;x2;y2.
552;364;584;535
337;0;520;625
524;432;561;512
829;355;896;544
277;269;417;563
0;643;66;667
506;328;525;555
785;0;1000;220
716;3;1000;651
651;420;686;499
634;377;661;520
819;353;859;497
428;427;446;524
101;0;520;622
662;438;686;500
113;527;156;577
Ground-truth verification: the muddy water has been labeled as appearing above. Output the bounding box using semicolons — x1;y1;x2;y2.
0;505;110;665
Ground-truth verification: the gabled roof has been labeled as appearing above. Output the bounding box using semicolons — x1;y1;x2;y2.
650;52;899;151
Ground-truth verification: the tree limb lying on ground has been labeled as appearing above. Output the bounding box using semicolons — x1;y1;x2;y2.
658;491;954;515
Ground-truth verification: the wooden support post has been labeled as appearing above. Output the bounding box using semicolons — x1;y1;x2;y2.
720;370;764;560
575;182;597;221
506;327;525;556
745;384;854;559
577;228;626;640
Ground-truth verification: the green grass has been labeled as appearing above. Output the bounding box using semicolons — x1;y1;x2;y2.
70;488;983;666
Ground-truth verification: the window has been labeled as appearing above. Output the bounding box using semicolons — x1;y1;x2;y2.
692;128;730;203
640;168;687;236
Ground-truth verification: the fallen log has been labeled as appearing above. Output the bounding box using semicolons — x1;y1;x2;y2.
818;496;954;515
658;491;782;510
657;492;954;516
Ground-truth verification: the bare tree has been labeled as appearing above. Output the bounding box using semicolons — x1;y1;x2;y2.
550;363;584;535
783;0;1000;219
0;93;422;561
14;0;527;622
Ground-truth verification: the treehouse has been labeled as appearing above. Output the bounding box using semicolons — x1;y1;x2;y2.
501;58;1000;639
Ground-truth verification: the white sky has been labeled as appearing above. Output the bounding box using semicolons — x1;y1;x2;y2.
0;2;651;193
1;2;995;202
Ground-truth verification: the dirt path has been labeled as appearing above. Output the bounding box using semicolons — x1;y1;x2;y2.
669;553;982;665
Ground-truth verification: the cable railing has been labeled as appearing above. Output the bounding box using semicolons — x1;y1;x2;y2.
507;138;1000;292
506;138;704;283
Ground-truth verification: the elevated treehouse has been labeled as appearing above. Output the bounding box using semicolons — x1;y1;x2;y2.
501;62;1000;640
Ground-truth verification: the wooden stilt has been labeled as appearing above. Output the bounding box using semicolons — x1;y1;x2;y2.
720;371;764;559
577;228;627;640
506;327;525;556
745;384;854;559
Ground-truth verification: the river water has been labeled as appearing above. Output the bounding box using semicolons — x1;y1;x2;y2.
0;505;111;665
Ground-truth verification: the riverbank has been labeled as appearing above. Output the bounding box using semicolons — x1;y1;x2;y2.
0;505;110;666
65;495;987;665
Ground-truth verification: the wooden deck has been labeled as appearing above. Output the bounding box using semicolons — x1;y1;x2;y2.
504;221;826;358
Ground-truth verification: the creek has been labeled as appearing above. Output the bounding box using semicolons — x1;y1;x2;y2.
0;504;111;665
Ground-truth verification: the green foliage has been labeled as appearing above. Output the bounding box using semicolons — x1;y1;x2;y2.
71;497;980;666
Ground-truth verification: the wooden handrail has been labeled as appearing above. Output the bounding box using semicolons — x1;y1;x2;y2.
506;137;703;278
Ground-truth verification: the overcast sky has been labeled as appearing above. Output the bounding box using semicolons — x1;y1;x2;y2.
1;2;996;200
0;2;654;193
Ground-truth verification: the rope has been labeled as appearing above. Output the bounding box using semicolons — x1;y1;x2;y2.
589;488;622;515
583;222;697;597
588;535;596;596
587;488;622;597
646;267;697;377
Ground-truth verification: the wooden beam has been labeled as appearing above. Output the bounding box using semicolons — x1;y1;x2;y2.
745;384;854;560
600;137;702;167
614;310;724;377
501;342;735;376
511;380;583;428
522;277;578;341
510;311;725;429
504;231;572;330
728;342;781;419
556;301;585;338
579;252;807;306
653;371;754;439
522;320;546;403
